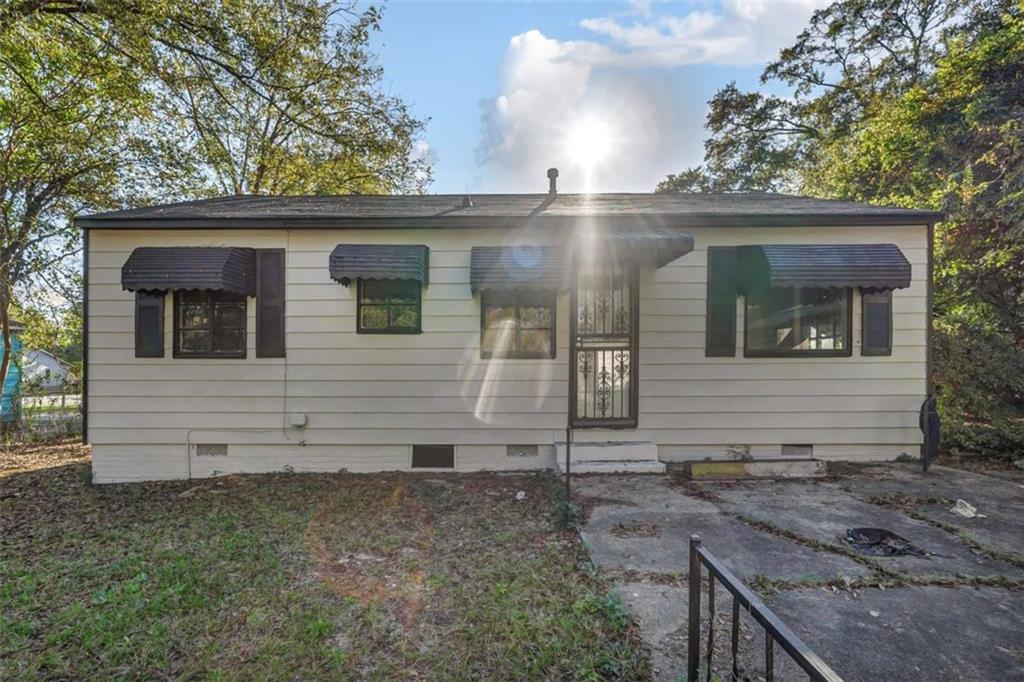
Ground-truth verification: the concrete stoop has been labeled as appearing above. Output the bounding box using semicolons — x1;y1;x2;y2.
554;441;666;474
682;458;827;480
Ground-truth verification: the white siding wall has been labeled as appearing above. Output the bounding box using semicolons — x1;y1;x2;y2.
87;224;927;482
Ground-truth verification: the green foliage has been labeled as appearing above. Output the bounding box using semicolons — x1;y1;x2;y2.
934;317;1024;457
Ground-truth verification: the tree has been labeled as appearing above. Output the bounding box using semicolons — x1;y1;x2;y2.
658;0;964;194
157;3;428;195
0;1;429;429
0;10;150;428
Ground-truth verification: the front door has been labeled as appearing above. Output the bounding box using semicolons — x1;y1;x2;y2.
571;266;639;428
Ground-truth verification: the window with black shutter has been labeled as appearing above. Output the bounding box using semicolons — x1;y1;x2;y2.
256;249;286;357
705;246;737;357
173;290;247;358
862;290;893;356
134;292;165;358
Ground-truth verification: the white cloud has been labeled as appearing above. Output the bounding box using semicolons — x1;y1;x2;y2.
475;1;826;193
578;1;825;67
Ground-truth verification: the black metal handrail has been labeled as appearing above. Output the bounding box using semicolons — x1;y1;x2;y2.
687;535;844;682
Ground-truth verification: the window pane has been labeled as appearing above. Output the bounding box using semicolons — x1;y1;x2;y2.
389;280;419;304
360;305;389;329
519;304;552;329
180;330;210;353
390;305;419;329
180;305;209;330
484;327;523;355
214;303;246;329
360;280;388;304
519;329;552;355
746;287;848;354
484;304;515;329
213;329;245;353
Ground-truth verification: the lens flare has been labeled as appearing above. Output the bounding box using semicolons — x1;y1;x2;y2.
565;116;614;185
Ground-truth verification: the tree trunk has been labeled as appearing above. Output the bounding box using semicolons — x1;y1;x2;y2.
0;285;12;436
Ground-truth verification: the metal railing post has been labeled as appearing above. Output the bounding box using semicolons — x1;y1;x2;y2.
688;534;702;681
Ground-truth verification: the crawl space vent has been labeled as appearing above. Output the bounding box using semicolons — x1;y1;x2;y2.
781;444;814;458
507;444;539;458
196;444;228;457
412;445;454;469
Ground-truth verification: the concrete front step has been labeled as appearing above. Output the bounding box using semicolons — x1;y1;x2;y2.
555;458;666;475
554;441;665;475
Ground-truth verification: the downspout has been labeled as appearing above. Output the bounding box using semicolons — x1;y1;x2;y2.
923;221;935;471
82;226;89;445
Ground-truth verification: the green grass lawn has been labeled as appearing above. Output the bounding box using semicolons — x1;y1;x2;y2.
0;443;648;680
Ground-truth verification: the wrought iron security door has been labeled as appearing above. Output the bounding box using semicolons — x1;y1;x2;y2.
571;266;639;428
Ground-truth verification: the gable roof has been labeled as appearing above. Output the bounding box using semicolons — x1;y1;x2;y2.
76;193;943;230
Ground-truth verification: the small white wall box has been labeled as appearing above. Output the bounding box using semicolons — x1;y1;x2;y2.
289;413;309;428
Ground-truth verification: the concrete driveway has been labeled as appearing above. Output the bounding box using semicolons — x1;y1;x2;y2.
575;464;1024;681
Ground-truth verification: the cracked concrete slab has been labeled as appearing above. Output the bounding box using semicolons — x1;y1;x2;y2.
837;464;1024;562
584;503;871;580
579;467;1024;682
705;479;1024;578
615;583;688;682
766;585;1024;681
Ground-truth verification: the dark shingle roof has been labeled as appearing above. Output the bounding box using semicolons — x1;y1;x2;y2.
329;244;429;286
121;247;257;295
78;193;942;229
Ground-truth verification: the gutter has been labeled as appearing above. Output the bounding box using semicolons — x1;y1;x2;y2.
74;212;946;231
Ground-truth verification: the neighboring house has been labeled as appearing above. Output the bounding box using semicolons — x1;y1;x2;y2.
77;180;942;483
0;320;23;423
23;349;72;393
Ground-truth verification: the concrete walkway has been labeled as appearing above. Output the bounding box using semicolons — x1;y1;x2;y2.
576;464;1024;681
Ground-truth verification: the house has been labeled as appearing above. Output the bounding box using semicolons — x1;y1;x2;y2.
23;349;72;393
78;177;941;483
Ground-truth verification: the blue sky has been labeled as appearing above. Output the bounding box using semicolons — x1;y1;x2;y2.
371;1;822;194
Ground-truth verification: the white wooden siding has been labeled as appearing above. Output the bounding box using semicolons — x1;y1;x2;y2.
87;224;928;482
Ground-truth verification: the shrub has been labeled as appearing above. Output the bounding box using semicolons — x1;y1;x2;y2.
933;317;1024;459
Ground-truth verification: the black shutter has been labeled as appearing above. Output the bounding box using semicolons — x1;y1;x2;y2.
862;290;893;356
134;292;164;358
256;249;286;357
705;246;738;357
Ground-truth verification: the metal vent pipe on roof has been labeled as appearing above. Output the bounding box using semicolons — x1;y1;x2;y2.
547;168;558;194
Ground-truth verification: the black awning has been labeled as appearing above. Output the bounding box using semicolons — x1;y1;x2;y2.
604;227;695;268
121;247;256;295
470;245;567;293
743;244;912;291
329;244;429;286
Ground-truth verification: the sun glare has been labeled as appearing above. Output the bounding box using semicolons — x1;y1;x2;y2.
565;116;614;174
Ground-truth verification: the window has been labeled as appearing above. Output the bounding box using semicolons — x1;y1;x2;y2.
174;290;247;358
412;444;454;468
481;291;556;359
744;287;851;357
357;279;421;333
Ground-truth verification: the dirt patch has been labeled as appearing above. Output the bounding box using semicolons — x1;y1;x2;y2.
0;437;88;475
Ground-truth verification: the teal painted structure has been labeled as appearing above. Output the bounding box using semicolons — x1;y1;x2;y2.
1;333;21;422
